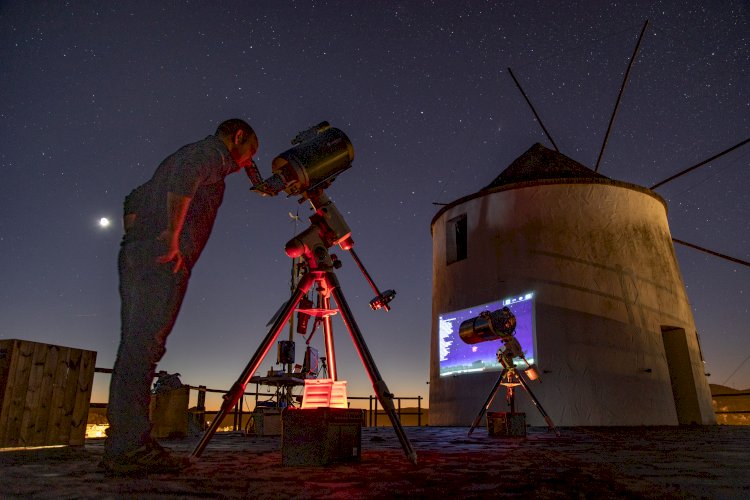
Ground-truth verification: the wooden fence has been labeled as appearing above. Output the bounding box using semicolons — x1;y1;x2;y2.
89;368;427;432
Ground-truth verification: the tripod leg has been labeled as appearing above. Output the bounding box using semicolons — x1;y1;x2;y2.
191;274;315;458
516;373;560;436
329;278;417;465
467;369;507;436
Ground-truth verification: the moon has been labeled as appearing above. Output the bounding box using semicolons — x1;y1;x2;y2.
99;217;111;228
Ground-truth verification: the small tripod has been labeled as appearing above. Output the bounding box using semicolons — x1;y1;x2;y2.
468;338;559;437
317;356;329;378
191;189;417;465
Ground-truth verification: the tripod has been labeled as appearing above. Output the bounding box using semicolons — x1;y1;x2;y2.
468;340;559;437
191;189;417;465
317;356;329;378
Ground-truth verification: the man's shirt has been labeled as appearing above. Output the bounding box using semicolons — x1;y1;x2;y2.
123;135;240;270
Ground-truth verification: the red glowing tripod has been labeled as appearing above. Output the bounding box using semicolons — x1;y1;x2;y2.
191;189;417;465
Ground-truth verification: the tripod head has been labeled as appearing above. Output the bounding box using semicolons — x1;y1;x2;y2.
284;187;396;311
285;188;353;269
496;335;540;382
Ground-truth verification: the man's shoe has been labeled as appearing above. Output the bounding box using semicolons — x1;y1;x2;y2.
99;442;188;475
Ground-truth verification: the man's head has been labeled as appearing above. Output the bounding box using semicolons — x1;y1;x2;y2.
216;118;258;168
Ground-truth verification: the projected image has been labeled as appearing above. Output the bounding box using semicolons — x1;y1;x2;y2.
439;293;535;377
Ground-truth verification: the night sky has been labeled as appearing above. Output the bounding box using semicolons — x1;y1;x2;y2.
1;1;748;408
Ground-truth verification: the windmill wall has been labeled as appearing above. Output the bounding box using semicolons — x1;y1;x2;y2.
429;178;716;426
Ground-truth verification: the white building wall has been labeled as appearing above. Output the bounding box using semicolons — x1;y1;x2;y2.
429;180;715;426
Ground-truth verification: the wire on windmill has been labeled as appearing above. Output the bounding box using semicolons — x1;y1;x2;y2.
672;238;750;268
595;19;649;173
507;67;560;152
650;137;750;190
722;352;750;387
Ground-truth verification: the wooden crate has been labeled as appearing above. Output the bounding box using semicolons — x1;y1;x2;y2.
281;408;363;466
0;339;97;448
251;407;282;436
486;411;526;437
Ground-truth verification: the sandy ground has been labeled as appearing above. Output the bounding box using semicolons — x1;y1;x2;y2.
1;425;749;499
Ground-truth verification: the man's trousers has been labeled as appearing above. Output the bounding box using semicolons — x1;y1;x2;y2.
105;239;189;457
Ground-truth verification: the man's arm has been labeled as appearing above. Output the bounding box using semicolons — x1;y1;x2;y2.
156;192;192;273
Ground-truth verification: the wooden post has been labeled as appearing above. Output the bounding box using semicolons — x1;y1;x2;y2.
418;396;422;427
149;385;190;439
197;385;206;411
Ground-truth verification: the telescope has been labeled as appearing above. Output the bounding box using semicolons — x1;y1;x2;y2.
459;306;517;344
463;306;557;436
459;306;538;380
273;121;354;196
252;121;354;198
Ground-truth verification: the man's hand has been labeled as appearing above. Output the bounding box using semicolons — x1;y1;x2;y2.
156;192;191;274
156;230;185;274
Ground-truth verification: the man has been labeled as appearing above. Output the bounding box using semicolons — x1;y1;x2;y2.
102;119;277;474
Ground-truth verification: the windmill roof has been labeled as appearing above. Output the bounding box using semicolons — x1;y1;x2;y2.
430;142;667;233
483;143;608;189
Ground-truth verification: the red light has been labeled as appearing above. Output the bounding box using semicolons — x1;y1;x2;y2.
301;379;348;409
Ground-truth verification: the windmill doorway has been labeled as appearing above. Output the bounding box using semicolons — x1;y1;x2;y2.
661;326;702;425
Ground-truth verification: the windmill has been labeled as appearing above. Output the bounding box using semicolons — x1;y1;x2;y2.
428;20;746;427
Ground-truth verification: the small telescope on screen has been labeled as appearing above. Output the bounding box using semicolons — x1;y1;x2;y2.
438;292;535;377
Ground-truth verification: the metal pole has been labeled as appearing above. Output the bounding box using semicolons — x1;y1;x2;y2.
347;248;392;311
321;295;338;380
595;19;649;172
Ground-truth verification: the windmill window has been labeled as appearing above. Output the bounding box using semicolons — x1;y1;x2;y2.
446;214;467;264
